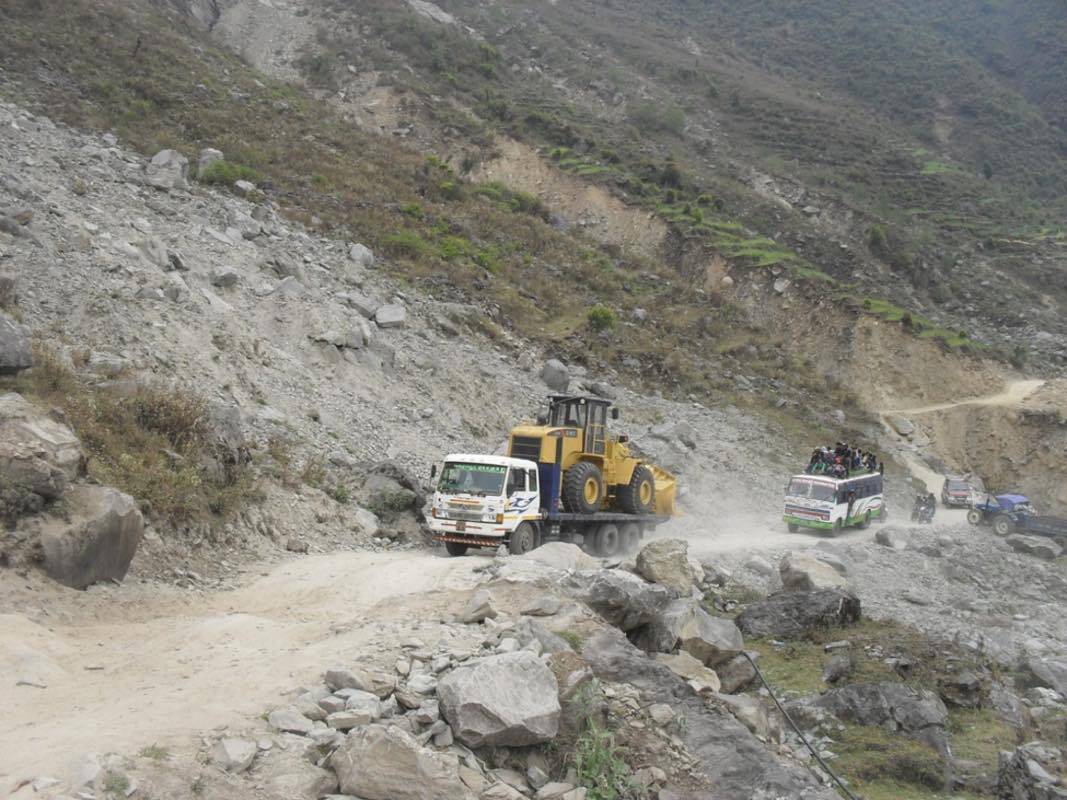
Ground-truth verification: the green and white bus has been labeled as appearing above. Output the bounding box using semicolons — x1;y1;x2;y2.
783;471;885;533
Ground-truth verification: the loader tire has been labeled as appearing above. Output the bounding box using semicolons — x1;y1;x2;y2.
563;461;604;514
617;465;656;515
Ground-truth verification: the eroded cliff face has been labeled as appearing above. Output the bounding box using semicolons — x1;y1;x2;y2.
910;380;1067;513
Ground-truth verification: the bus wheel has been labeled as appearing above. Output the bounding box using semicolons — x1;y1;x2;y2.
508;522;538;555
445;541;468;557
619;522;640;554
787;522;799;533
593;523;621;557
832;519;843;537
858;511;871;530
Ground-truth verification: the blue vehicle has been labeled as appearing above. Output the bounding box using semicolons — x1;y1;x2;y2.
967;493;1067;542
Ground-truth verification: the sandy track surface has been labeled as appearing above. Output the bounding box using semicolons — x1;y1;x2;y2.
885;379;1046;417
0;551;480;790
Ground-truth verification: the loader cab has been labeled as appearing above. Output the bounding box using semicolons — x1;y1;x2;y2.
547;395;616;455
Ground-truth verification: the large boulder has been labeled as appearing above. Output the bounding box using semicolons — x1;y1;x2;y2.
145;149;190;191
654;650;721;694
437;651;561;748
996;742;1067;800
1023;657;1067;697
779;553;848;592
736;589;861;639
632;597;744;666
359;461;426;522
1006;534;1063;561
0;312;32;374
258;741;339;798
539;360;569;392
563;569;672;631
635;538;697;596
813;682;949;753
38;485;143;589
578;626;840;799
349;243;376;268
0;392;83;499
210;738;256;773
330;724;472;800
520;541;599;572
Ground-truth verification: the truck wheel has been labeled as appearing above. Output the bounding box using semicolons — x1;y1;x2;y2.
617;465;656;514
563;461;604;514
787;522;799;533
508;522;537;556
992;514;1013;537
593;523;621;557
619;522;640;554
966;509;982;526
444;541;468;557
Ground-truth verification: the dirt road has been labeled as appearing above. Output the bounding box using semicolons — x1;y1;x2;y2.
885;379;1046;417
0;551;481;791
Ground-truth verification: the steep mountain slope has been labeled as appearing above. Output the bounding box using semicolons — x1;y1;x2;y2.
259;0;1067;367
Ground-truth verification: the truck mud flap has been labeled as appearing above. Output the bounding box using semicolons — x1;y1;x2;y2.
433;534;504;548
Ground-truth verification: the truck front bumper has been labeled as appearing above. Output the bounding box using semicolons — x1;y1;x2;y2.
428;518;507;544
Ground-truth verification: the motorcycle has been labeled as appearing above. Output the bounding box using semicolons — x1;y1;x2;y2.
911;493;936;524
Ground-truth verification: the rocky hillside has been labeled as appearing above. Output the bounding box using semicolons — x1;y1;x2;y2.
185;0;1067;370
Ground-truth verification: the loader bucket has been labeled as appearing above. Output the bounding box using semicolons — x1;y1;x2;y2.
651;464;678;517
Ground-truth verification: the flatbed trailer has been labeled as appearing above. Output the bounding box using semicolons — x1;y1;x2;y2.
433;509;670;557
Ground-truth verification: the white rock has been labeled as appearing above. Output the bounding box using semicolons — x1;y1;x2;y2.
210;738;256;773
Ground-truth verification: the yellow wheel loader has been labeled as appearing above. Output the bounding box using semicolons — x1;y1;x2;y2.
508;395;677;517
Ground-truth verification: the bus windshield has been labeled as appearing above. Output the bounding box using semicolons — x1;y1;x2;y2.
438;463;508;497
787;478;837;502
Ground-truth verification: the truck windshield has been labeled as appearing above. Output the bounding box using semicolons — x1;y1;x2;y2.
787;478;837;502
438;463;507;496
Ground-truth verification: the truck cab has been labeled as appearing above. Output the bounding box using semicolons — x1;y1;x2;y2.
428;454;542;556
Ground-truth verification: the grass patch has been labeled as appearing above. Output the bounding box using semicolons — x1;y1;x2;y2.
197;159;260;186
745;618;974;698
139;743;170;760
559;629;585;652
2;346;257;523
947;708;1020;763
832;724;947;792
920;160;962;176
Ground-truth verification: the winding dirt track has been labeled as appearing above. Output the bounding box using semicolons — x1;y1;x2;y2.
880;379;1046;492
0;551;480;791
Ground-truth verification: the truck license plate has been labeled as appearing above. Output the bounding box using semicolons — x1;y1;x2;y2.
455;521;466;532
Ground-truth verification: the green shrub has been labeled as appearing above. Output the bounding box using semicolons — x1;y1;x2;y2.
3;347;257;523
382;230;433;259
587;306;616;331
400;202;424;218
573;723;636;800
197;160;261;186
868;224;890;255
628;100;685;135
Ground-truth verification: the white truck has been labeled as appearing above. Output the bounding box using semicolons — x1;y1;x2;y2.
427;452;667;557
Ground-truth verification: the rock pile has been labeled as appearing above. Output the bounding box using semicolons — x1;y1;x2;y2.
0;391;143;588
